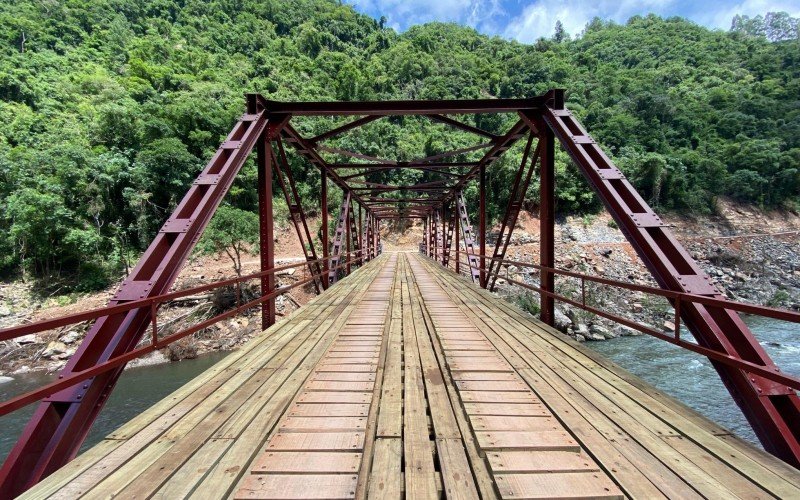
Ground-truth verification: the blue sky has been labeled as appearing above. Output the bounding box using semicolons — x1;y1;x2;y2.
346;0;800;42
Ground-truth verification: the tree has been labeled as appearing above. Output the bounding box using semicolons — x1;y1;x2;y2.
553;21;569;43
197;206;259;276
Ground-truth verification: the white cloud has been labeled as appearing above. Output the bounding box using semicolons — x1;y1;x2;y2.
348;0;800;42
503;0;676;42
698;0;800;29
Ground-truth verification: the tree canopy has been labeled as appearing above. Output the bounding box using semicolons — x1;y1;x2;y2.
0;0;798;290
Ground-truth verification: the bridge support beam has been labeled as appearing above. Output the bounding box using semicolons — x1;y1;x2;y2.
321;169;329;289
540;125;555;326
479;165;487;288
258;136;276;329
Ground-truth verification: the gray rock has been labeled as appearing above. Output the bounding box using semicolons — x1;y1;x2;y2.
590;324;617;339
553;308;572;332
59;330;81;345
616;325;642;337
0;306;11;317
575;334;586;342
42;341;68;358
16;334;39;345
0;376;12;384
11;365;31;375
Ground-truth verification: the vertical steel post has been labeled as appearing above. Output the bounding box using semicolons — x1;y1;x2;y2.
358;204;363;265
454;203;460;274
258;138;276;329
346;200;352;275
321;170;329;289
540;125;555;326
441;207;447;266
479;164;487;288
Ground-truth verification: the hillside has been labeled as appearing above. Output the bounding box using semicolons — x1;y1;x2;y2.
0;0;798;292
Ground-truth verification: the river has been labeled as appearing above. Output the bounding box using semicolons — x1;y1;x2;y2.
0;351;229;462
587;316;800;446
0;317;796;463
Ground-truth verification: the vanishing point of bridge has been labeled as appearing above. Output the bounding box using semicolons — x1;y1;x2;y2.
1;91;799;498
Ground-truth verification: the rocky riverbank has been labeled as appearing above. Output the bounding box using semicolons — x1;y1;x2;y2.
0;251;317;376
492;200;800;342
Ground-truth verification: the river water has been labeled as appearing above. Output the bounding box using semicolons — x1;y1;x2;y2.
0;351;229;462
0;317;796;463
588;316;800;446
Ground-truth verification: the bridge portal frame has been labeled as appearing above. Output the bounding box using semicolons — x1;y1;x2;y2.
1;90;799;497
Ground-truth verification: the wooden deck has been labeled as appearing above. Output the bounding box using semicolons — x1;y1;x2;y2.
22;252;800;499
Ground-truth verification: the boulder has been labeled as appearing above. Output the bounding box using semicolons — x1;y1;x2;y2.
590;324;617;339
553;308;572;333
16;334;39;345
0;376;13;384
59;330;81;345
663;321;676;332
42;341;68;358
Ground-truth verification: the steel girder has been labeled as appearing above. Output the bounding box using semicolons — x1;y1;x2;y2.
0;109;278;497
528;95;800;467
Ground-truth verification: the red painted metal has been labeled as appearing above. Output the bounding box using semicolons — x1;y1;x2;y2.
487;132;538;291
534;93;800;467
454;204;460;275
328;192;353;285
539;123;555;326
274;139;324;293
3;88;799;494
0;107;274;497
442;204;454;267
259;132;276;329
321;169;330;288
0;254;363;418
456;192;481;284
452;253;800;390
479;164;487;288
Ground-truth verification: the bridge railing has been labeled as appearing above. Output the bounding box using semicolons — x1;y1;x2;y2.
431;250;800;392
0;251;366;418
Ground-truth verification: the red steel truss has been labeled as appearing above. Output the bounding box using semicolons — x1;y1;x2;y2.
1;89;799;497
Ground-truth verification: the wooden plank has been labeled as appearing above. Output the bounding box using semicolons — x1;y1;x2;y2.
456;380;529;391
459;391;538;403
487;450;600;473
463;403;548;417
265;431;365;453
312;372;376;381
475;431;580;452
495;472;623;499
436;438;480;500
297;392;372;404
471;416;560;432
279;417;368;432
413;256;699;499
288;404;370;417
234;474;358;499
367;438;402;499
401;272;438;499
305;381;375;392
251;452;362;474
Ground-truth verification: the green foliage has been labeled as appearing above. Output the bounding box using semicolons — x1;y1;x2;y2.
197;206;259;276
0;1;797;292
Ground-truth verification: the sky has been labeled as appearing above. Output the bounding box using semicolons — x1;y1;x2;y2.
345;0;800;42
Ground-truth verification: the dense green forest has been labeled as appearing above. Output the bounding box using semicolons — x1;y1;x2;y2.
0;0;798;290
